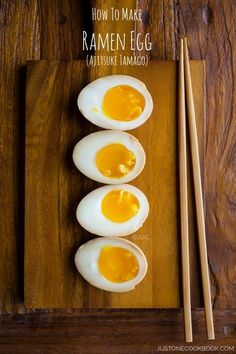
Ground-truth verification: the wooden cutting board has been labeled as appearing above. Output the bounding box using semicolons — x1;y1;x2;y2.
24;60;205;308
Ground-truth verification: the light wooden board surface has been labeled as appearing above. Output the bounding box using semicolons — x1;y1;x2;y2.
24;60;205;308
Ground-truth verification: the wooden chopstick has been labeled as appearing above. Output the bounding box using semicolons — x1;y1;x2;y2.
183;37;215;340
179;38;193;343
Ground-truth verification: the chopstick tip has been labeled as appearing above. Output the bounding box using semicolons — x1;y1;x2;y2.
208;332;215;341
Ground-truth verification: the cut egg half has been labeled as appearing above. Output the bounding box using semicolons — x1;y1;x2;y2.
77;75;153;130
76;184;149;237
72;130;145;184
74;237;148;292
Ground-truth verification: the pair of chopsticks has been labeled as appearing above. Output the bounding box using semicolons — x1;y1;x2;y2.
178;38;215;342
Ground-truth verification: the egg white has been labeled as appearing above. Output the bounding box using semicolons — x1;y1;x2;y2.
72;130;146;184
74;237;148;292
76;184;149;237
77;75;153;130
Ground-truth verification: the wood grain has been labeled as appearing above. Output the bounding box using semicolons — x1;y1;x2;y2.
177;0;236;310
0;0;40;314
0;310;236;353
0;0;89;313
24;60;204;308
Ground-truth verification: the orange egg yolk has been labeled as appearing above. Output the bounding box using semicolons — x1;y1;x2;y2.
101;189;140;223
98;246;139;283
95;143;136;178
102;85;145;121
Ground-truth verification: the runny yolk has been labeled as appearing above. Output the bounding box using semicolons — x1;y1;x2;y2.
98;246;139;283
102;85;145;121
101;189;140;223
95;143;136;178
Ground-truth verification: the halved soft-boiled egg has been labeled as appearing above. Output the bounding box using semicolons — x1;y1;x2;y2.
76;184;149;237
77;75;153;130
72;130;145;184
75;237;148;292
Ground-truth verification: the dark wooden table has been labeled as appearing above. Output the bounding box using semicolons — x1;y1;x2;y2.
0;0;235;352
